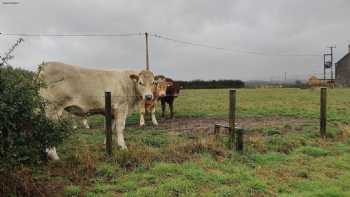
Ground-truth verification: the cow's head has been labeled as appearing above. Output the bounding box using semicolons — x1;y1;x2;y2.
130;70;155;101
154;75;173;97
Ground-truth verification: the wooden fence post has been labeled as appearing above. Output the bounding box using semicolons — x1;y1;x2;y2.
320;87;327;138
229;89;236;149
235;128;244;152
214;124;220;140
105;92;113;156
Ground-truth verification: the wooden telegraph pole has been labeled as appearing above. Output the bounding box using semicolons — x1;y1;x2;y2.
145;32;150;70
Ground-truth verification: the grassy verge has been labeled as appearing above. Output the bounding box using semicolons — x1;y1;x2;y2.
25;88;350;196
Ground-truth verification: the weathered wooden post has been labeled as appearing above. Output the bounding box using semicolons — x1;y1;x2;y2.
320;87;327;138
145;32;150;70
229;89;236;149
105;92;113;156
214;124;220;140
235;128;244;152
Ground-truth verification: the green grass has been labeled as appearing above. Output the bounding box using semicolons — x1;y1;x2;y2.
175;88;350;122
30;88;350;196
64;185;81;196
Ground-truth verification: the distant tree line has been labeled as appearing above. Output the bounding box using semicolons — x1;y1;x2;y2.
176;79;245;89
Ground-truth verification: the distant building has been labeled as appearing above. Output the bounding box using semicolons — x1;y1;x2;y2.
336;45;350;86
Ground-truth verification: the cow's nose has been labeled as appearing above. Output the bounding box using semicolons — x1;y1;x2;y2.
145;94;153;101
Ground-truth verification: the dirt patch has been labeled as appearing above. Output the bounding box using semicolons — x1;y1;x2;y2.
130;116;317;133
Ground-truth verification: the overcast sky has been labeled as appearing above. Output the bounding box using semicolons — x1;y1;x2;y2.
1;0;349;81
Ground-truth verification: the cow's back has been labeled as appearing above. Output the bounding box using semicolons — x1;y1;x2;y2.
39;62;140;114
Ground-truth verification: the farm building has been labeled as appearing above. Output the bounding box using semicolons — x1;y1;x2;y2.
335;45;350;86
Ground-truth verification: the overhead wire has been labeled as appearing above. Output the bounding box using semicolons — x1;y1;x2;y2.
0;31;322;57
150;33;322;57
0;32;143;37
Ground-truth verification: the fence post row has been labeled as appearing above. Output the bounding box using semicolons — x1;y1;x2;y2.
229;89;236;150
105;92;113;156
320;87;327;138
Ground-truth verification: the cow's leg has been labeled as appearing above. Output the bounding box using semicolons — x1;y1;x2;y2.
72;117;78;129
46;104;64;120
115;109;128;149
45;105;64;160
151;104;158;126
82;116;90;129
46;147;60;160
139;101;146;126
169;99;174;119
161;99;166;118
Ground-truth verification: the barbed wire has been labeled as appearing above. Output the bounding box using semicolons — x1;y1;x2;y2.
150;33;322;57
0;32;143;37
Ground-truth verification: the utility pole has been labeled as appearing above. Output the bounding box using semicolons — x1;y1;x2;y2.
145;32;149;70
323;54;326;81
323;46;336;82
330;46;335;81
0;38;24;66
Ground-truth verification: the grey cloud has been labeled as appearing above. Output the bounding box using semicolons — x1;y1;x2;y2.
1;0;349;81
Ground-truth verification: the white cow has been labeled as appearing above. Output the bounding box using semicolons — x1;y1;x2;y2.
39;62;155;160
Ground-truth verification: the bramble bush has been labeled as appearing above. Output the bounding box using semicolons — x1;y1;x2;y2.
0;65;72;169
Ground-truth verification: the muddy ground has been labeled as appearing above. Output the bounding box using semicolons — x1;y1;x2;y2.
128;116;317;134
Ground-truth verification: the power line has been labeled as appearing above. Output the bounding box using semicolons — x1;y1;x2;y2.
0;31;322;57
150;33;322;57
0;32;143;37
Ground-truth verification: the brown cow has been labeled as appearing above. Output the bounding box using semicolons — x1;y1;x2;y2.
159;78;180;119
139;76;173;126
307;76;335;89
307;76;321;88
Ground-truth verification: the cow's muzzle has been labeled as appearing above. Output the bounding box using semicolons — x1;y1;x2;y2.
145;94;153;101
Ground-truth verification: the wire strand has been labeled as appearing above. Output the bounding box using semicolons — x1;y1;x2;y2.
0;32;143;37
150;33;322;57
1;31;322;57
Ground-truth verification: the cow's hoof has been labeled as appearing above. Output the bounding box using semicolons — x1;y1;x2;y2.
46;148;60;161
49;154;60;161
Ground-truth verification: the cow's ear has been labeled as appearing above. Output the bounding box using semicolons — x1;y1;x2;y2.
167;81;173;87
155;75;165;81
129;74;139;82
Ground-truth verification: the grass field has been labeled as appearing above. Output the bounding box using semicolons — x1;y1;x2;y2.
32;88;350;197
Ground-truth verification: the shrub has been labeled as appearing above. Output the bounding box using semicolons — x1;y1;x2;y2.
0;66;72;168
